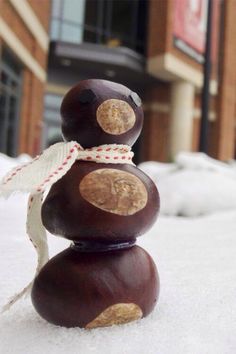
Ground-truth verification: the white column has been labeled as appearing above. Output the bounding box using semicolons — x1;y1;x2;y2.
169;81;195;159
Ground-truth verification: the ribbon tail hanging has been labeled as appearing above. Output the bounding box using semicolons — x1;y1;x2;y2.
1;192;49;312
26;192;49;274
0;142;134;312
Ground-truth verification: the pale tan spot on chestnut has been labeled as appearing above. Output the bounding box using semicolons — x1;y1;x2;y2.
85;303;143;329
96;99;135;135
79;169;148;215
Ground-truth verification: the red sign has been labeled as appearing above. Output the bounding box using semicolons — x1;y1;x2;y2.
174;0;208;57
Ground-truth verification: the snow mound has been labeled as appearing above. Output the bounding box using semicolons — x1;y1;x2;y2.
176;152;236;179
139;152;236;217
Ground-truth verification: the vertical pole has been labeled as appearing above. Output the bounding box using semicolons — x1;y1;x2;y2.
199;0;213;153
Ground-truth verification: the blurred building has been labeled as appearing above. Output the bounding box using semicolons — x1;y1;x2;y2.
0;0;51;156
44;0;236;162
44;0;152;162
1;0;235;162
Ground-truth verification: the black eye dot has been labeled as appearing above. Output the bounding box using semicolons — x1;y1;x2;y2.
78;89;96;103
130;92;142;107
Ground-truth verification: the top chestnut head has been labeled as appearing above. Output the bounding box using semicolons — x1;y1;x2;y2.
60;79;143;147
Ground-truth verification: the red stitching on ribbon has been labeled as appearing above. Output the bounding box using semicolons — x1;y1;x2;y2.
3;156;40;185
35;144;78;192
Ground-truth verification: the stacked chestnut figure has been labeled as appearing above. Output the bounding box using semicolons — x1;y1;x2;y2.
32;79;160;328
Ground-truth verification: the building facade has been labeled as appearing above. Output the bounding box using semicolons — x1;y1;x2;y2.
145;0;236;162
44;0;151;163
45;0;236;163
1;0;235;162
0;0;51;156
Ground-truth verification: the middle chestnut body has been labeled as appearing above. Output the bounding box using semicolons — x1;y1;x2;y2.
42;162;160;242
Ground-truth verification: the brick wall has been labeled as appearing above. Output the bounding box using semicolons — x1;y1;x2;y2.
27;0;51;31
142;83;170;162
0;0;51;156
213;0;236;160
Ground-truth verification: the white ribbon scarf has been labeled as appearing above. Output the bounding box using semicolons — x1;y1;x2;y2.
0;141;134;311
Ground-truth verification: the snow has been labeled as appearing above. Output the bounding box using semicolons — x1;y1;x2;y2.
0;153;236;354
139;152;236;216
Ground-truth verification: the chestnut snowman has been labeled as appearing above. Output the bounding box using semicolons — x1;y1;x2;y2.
1;79;160;329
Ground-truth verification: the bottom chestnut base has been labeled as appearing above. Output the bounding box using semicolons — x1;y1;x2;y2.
31;245;159;328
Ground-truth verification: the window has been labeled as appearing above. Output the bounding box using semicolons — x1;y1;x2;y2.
51;0;86;44
50;0;147;54
0;48;22;157
43;93;63;148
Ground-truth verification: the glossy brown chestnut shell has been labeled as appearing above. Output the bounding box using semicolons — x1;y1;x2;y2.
31;79;161;329
41;161;160;242
60;79;143;147
31;245;159;328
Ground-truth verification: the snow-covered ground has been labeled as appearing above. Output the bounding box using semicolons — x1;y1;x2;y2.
139;152;236;216
0;153;236;354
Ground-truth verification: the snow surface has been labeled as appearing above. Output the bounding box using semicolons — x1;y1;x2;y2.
0;153;236;354
139;152;236;216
